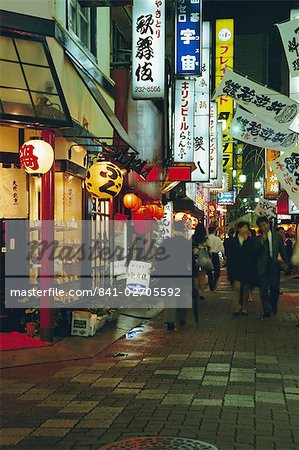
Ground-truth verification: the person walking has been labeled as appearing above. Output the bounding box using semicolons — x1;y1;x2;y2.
255;216;289;318
192;222;210;301
207;226;224;290
163;220;191;330
230;222;257;316
224;228;235;286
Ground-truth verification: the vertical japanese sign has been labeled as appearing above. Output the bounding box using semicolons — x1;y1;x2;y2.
0;166;28;218
265;149;280;199
132;0;165;99
210;102;218;179
160;201;173;239
277;18;299;79
270;150;299;208
174;79;195;162
175;0;202;76
215;19;234;184
192;21;210;181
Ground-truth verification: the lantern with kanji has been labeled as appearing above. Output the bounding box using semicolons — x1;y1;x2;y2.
85;160;123;199
174;212;189;221
123;193;142;211
19;139;54;174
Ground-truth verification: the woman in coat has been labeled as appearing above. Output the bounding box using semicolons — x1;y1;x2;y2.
230;221;257;316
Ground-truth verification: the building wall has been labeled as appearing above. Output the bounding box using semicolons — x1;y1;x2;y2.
1;0;54;19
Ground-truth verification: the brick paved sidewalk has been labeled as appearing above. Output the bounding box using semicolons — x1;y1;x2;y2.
1;274;299;450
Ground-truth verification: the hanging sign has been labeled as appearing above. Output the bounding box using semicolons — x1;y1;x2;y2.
270;150;299;208
192;21;210;181
230;106;298;151
213;68;299;134
203;122;223;188
160;201;173;240
210;102;218;179
254;199;276;219
277;18;299;79
175;0;202;76
0;166;28;219
215;19;234;179
132;0;165;99
265;149;280;199
174;79;195;162
216;191;235;205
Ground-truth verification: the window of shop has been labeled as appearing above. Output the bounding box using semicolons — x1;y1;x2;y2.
0;33;72;128
67;0;97;57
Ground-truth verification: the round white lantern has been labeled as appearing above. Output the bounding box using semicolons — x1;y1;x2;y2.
19;139;54;174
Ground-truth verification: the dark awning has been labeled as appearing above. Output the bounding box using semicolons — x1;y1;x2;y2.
66;53;137;152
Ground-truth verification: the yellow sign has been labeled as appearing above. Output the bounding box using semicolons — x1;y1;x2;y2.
215;19;234;186
265;149;280;198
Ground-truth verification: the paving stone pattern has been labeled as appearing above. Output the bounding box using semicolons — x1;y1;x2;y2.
0;275;299;450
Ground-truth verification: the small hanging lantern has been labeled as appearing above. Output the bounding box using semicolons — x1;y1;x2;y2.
133;206;153;234
123;193;142;211
174;212;189;221
19;139;54;174
85;160;123;199
155;207;165;220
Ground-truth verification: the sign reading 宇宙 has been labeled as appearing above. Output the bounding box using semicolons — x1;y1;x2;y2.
132;0;165;99
175;0;202;76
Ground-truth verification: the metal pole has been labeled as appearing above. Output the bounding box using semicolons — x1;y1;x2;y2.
40;130;55;342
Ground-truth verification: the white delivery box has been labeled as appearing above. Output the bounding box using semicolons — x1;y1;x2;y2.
71;311;98;337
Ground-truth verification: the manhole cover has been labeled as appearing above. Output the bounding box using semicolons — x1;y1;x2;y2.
99;436;218;450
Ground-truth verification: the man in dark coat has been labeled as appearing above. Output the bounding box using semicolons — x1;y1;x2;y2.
230;222;257;316
255;216;289;318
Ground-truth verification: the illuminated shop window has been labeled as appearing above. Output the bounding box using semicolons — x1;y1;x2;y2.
0;33;72;127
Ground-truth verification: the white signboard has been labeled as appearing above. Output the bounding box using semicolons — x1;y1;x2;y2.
254;199;276;219
0;166;28;219
210;102;218;179
230;106;298;151
126;260;151;293
132;0;165;99
213;69;299;134
160;201;173;240
270;150;299;208
202;122;223;188
277;18;299;79
174;79;195;162
192;22;210;181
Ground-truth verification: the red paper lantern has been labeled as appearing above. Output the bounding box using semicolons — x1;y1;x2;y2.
147;204;159;218
156;207;165;220
133;206;153;234
123;193;141;210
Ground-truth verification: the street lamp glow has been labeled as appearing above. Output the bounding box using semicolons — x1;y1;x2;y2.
239;174;246;183
255;197;260;203
232;169;237;177
254;181;262;189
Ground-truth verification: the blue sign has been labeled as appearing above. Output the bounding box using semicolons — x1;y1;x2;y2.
217;191;235;205
175;0;202;76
